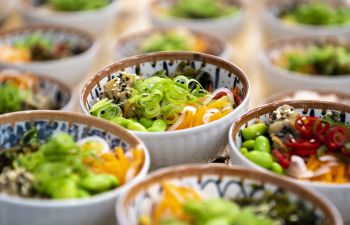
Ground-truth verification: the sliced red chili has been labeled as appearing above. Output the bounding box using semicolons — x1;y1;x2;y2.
295;116;318;139
285;138;321;150
314;120;330;142
234;95;242;105
272;149;291;169
325;125;349;151
213;92;227;100
291;148;317;157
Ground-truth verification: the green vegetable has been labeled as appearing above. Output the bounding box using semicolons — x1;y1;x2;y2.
80;174;118;193
139;117;154;128
47;0;110;11
242;123;268;140
111;117;130;127
254;136;271;153
246;151;274;169
0;83;28;114
147;119;167;132
141;32;190;53
127;121;147;132
240;147;249;156
242;140;255;150
271;162;284;174
170;0;238;19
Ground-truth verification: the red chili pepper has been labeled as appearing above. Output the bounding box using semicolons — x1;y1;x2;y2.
272;149;291;169
325;125;349;151
234;95;242;105
213;92;227;100
285;138;321;150
314;120;330;142
291;148;317;157
295;116;318;139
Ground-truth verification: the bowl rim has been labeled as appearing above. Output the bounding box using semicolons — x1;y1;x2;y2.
229;100;350;188
0;110;150;207
20;0;118;16
149;0;245;22
116;164;343;225
80;51;250;135
0;69;74;111
260;36;350;80
263;0;350;31
113;27;232;58
0;24;97;65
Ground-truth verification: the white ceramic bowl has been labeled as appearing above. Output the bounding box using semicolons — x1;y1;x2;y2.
259;36;350;94
0;25;98;87
0;69;75;112
117;164;342;225
262;0;350;38
148;0;245;38
0;111;150;225
0;0;17;21
19;0;119;34
113;27;233;60
229;100;350;223
80;52;250;169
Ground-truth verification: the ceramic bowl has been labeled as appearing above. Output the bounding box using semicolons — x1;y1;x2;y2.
0;69;74;112
113;28;233;60
19;0;119;34
0;25;98;86
148;0;245;38
259;36;350;94
229;100;350;223
0;0;18;22
80;52;250;169
117;164;342;225
262;0;350;38
262;89;350;105
0;111;150;225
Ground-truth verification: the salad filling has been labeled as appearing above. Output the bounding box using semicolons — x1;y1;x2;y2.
32;0;112;12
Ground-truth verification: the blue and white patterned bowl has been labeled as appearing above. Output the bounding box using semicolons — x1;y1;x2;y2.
0;69;74;112
0;111;150;225
117;164;342;225
0;25;98;86
229;100;350;223
80;52;250;169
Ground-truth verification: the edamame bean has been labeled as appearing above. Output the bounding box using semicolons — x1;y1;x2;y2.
246;151;274;169
147;119;167;132
80;174;119;193
51;180;80;199
127;121;147;132
271;162;283;174
242;123;268;140
242;140;255;150
254;136;271;152
111;117;129;128
77;189;91;198
240;147;249;156
139;117;153;128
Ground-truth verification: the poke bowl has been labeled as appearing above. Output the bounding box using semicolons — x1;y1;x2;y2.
0;25;98;86
0;111;150;225
0;69;74;113
148;0;245;38
117;164;342;225
19;0;119;34
80;52;250;168
113;27;232;60
262;0;350;38
229;100;350;223
259;36;350;94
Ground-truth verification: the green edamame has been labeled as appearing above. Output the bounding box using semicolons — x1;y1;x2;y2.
254;136;271;152
242;140;255;150
51;180;80;199
139;117;154;128
147;119;167;132
111;117;129;128
127;121;147;132
242;123;268;140
246;151;274;169
240;147;249;156
80;174;119;193
271;162;283;174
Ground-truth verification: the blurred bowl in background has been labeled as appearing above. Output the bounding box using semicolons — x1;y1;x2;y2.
259;36;350;94
0;0;18;22
262;0;350;38
113;27;233;60
0;25;98;86
19;0;119;34
148;0;245;38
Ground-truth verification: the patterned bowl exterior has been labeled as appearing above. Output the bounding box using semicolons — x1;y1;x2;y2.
19;0;119;34
262;0;350;38
117;164;342;225
259;36;350;94
80;52;250;169
148;0;245;38
229;100;350;223
0;70;74;112
0;25;98;86
113;28;233;60
0;111;150;225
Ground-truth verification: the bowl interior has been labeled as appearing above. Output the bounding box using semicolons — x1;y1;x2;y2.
81;52;249;116
118;165;340;225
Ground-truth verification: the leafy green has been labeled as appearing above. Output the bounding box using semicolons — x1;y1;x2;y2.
141;32;190;53
47;0;111;11
0;83;28;114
